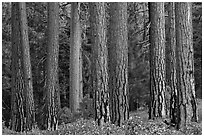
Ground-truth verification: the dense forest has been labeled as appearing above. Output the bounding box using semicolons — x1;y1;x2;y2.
2;2;202;135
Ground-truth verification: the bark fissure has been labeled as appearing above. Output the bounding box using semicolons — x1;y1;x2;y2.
45;2;59;131
11;2;35;132
89;2;110;125
175;2;197;129
149;2;166;119
109;2;129;126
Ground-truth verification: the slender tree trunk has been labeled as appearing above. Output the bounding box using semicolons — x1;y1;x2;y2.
89;2;110;126
175;2;197;129
108;2;129;126
166;2;179;124
46;2;59;131
70;2;83;113
19;2;35;131
149;2;167;119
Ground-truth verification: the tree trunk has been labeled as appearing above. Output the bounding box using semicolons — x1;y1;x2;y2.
149;2;167;119
166;2;179;124
89;2;110;126
11;3;25;132
70;2;83;113
175;2;197;129
45;2;59;131
108;2;129;126
55;72;61;110
19;2;35;131
11;2;35;132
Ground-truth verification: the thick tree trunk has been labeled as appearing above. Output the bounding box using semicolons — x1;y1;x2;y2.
11;2;24;132
108;2;129;126
46;2;59;131
19;2;35;131
89;2;110;126
70;2;83;113
149;2;167;119
11;2;35;132
166;2;179;124
175;2;197;129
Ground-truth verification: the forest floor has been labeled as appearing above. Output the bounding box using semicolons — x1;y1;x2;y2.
2;99;202;135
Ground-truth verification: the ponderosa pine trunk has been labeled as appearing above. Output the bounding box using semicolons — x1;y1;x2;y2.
166;2;179;125
19;3;35;131
11;2;35;132
149;2;167;119
45;2;59;131
11;2;25;132
175;2;197;129
108;2;129;126
89;2;110;126
70;2;83;113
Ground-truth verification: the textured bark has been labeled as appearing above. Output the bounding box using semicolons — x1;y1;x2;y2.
89;2;110;126
143;3;148;41
149;2;166;119
55;72;61;110
11;2;35;132
175;2;197;129
19;2;35;131
108;2;129;126
46;2;59;131
11;3;24;132
166;2;179;124
70;2;83;113
79;50;83;103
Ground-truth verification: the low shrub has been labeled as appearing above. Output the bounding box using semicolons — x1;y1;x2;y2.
79;96;95;119
58;107;74;124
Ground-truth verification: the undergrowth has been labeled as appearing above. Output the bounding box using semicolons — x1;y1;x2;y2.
2;109;202;135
